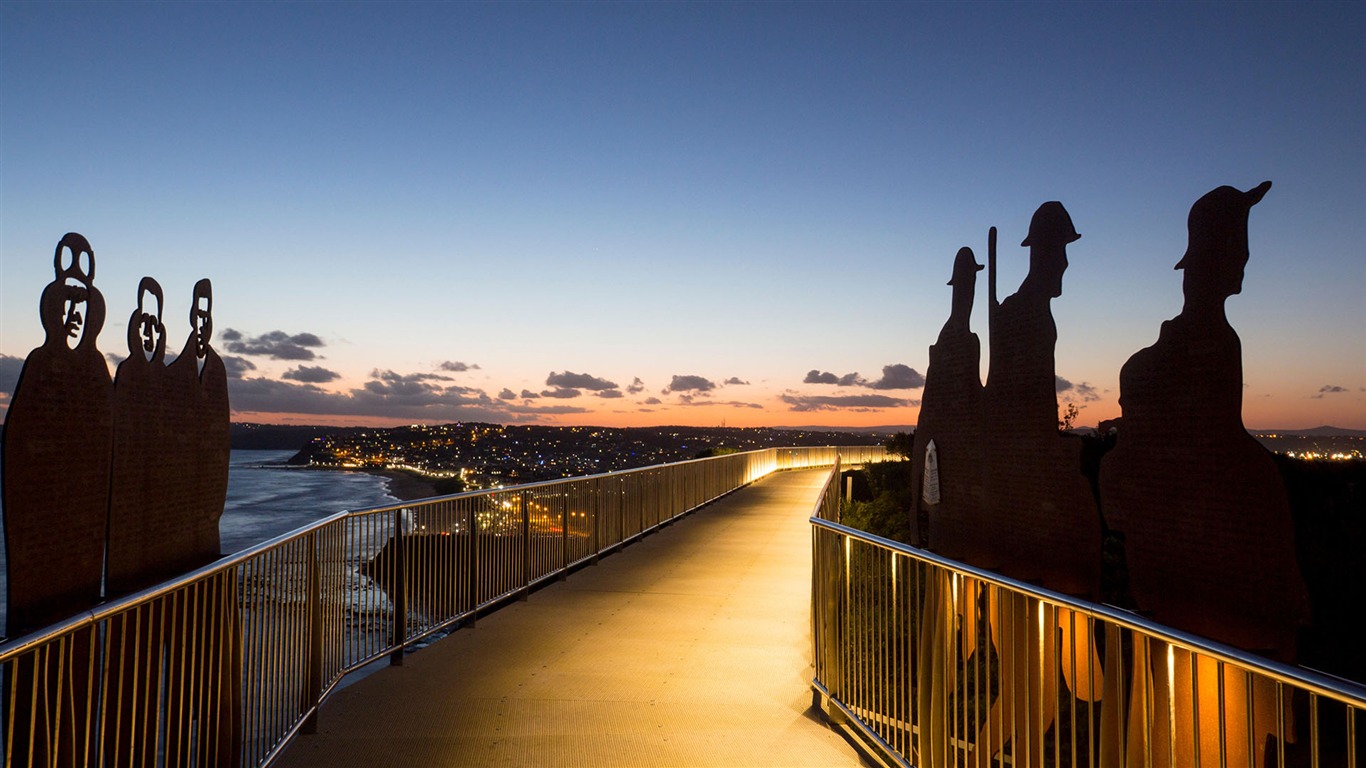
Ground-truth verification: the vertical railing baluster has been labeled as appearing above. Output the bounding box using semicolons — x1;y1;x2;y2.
467;498;479;626
520;490;531;599
303;532;322;734
389;509;407;666
1309;693;1320;768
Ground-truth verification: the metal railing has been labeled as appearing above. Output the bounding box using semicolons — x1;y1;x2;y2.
0;444;883;767
810;464;1366;768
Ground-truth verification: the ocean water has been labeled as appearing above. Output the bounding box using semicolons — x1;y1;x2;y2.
0;449;399;637
219;449;400;554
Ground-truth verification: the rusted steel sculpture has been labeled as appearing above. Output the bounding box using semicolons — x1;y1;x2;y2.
906;186;1312;768
1;233;112;766
1;233;114;635
917;206;1105;767
913;245;988;563
981;201;1101;598
2;236;239;766
1100;182;1308;768
107;277;174;596
1101;181;1308;658
164;278;231;572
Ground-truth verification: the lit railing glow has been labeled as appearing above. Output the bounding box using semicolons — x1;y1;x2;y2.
0;445;883;767
809;463;1366;768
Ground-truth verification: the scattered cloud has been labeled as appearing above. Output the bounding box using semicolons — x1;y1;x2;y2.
0;354;22;396
677;399;763;409
501;403;589;415
228;369;500;421
643;397;662;405
1056;376;1102;402
723;377;750;386
1312;384;1350;399
520;389;541;399
439;361;481;372
804;370;865;387
627;377;645;394
541;387;582;399
1073;382;1101;402
223;329;325;361
546;370;618;391
803;364;921;389
222;355;257;379
781;393;912;412
497;388;517;400
867;364;924;390
664;374;716;393
361;372;467;401
282;365;341;384
368;369;453;389
597;389;624;399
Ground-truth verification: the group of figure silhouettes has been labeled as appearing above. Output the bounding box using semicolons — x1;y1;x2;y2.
908;182;1308;767
2;232;230;637
2;233;237;766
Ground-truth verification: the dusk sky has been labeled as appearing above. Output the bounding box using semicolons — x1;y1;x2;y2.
2;2;1362;430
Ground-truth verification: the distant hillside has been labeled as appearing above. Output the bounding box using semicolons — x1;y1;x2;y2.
1254;426;1366;438
230;421;901;452
1253;430;1365;457
230;423;373;451
788;424;914;434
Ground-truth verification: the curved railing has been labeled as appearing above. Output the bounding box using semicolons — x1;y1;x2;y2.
0;445;883;767
809;462;1366;768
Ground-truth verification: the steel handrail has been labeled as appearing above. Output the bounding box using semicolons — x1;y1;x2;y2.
810;515;1366;709
0;444;882;766
809;459;1365;768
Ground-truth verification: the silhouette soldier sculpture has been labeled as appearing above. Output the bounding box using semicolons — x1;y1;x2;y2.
971;204;1105;766
1099;182;1309;768
910;245;992;764
914;246;988;563
982;202;1101;596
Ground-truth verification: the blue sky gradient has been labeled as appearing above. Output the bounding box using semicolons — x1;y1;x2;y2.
3;2;1362;428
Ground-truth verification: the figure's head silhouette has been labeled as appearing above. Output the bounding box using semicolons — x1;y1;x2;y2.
1020;201;1080;299
128;276;166;363
39;233;105;351
948;246;984;287
190;278;214;360
947;246;983;326
1176;181;1271;303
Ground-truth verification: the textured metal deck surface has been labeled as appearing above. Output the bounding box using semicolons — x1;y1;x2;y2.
277;469;866;767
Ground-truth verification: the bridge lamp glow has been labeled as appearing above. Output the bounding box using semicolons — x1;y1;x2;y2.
1037;602;1046;660
1166;644;1178;759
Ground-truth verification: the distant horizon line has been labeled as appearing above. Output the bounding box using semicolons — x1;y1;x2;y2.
3;419;1362;437
224;420;1366;438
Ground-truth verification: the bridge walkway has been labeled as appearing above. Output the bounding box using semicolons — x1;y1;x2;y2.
277;468;866;767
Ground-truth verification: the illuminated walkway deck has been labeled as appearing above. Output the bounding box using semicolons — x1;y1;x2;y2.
277;469;865;767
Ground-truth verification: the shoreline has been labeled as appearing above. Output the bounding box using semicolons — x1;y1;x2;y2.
367;468;439;502
256;461;441;502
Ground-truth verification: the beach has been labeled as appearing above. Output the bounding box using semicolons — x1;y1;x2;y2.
367;469;438;502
